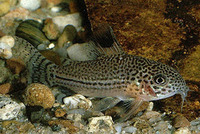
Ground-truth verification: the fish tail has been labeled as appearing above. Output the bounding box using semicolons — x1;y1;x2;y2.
12;36;56;86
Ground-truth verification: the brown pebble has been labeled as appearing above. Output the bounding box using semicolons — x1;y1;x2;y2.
0;30;5;37
69;1;79;13
25;83;55;109
40;50;61;65
173;115;190;128
43;18;60;40
6;58;25;74
55;108;67;118
48;120;78;133
46;0;62;5
0;83;11;94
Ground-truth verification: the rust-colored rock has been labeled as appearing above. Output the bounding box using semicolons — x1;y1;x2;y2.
2;120;34;133
0;30;5;37
46;0;62;5
43;18;60;40
48;120;78;133
25;83;55;109
173;115;190;128
6;58;25;74
40;50;62;65
0;83;11;94
55;108;67;118
69;1;79;13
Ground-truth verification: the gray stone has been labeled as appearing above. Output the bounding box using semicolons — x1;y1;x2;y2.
123;126;137;133
0;95;25;121
88;116;116;133
0;60;11;83
190;117;200;126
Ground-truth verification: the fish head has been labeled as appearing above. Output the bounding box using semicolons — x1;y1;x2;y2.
125;59;189;108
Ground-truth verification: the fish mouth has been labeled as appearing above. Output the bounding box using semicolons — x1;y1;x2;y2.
149;92;177;101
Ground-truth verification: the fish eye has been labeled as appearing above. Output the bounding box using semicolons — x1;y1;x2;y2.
153;74;167;85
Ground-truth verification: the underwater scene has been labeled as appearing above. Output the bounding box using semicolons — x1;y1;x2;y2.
0;0;199;133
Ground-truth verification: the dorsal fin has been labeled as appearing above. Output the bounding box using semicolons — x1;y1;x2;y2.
90;24;124;55
65;25;124;61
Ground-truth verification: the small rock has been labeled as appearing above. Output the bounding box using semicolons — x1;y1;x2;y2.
0;30;5;37
6;58;25;74
0;1;10;16
69;1;80;13
25;83;55;109
0;36;15;48
48;120;78;133
123;126;137;133
153;121;171;133
55;108;66;118
56;25;77;48
2;7;30;20
147;102;154;111
0;94;25;121
0;83;11;94
114;123;124;134
40;50;61;65
51;6;62;13
46;0;62;6
19;0;41;11
52;13;82;32
28;106;45;123
189;118;200;133
66;42;98;61
190;117;200;126
140;111;161;125
173;115;190;128
0;67;11;83
174;127;191;134
2;121;34;133
88;116;115;133
67;113;82;123
43;18;60;40
0;36;15;59
63;94;92;110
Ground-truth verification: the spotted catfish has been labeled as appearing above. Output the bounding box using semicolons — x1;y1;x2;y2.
10;26;189;121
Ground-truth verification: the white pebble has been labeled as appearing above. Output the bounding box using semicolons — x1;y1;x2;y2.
0;36;15;48
2;48;12;59
63;94;92;110
147;102;154;111
53;13;82;32
20;0;41;11
66;42;98;61
174;127;191;134
51;7;62;13
0;41;13;59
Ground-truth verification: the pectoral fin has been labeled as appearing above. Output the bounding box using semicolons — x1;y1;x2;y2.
92;97;121;112
115;99;144;122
